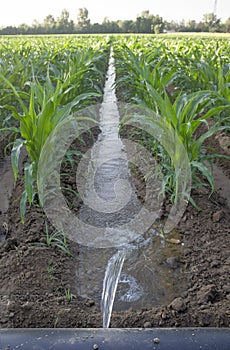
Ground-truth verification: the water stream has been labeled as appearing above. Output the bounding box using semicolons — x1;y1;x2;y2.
101;249;126;328
77;53;141;231
76;52;140;326
75;52;186;327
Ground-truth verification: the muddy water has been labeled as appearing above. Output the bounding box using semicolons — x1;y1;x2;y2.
75;54;186;311
76;229;185;311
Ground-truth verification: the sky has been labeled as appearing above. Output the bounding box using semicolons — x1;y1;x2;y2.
0;0;229;27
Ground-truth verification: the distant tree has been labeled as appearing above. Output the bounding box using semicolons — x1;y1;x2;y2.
99;17;120;33
177;19;187;32
203;13;221;32
135;11;164;33
90;22;103;33
1;7;229;35
136;10;153;33
18;23;29;34
226;17;230;32
77;7;90;32
118;20;134;33
165;20;179;32
58;9;70;26
196;21;206;32
43;15;56;33
154;15;165;32
0;26;18;35
98;17;108;33
186;20;198;32
154;23;164;34
56;9;74;33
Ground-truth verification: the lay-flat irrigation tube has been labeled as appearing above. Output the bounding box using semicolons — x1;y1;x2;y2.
0;328;229;349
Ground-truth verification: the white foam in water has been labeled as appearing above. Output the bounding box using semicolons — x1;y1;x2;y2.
119;274;144;302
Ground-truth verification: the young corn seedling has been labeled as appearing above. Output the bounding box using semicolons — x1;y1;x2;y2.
114;44;177;102
35;222;74;258
121;88;229;205
1;74;99;222
65;288;75;301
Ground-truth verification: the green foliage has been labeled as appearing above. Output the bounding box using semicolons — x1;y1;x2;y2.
115;37;230;204
114;44;177;102
0;36;110;222
1;34;229;223
35;222;74;257
65;288;75;301
0;8;230;34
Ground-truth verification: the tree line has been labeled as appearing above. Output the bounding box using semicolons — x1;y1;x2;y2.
0;8;230;35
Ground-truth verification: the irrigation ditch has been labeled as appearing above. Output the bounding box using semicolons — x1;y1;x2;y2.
0;46;230;343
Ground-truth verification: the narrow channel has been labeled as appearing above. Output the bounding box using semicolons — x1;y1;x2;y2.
75;52;186;322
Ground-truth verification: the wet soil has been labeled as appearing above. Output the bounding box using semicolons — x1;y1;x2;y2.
0;125;229;328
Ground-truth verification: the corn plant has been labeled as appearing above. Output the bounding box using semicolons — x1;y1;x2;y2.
113;35;230;98
0;36;110;223
65;288;75;301
0;36;109;130
114;44;177;101
115;39;230;204
127;88;229;196
0;74;100;222
35;222;74;257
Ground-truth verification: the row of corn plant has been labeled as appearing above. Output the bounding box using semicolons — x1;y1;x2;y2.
114;37;230;206
0;35;110;222
113;35;230;96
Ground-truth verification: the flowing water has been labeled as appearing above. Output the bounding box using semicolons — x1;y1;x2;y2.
75;52;186;327
77;54;141;232
101;249;126;328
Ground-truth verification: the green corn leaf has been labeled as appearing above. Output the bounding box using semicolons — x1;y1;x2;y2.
191;161;214;193
24;162;35;204
197;125;230;146
145;83;178;127
0;126;19;133
188;195;201;210
200;153;230;161
51;92;100;127
222;64;229;77
180;91;213;123
11;138;25;181
3;105;34;141
20;189;28;224
35;100;55;156
20;115;35;141
32;79;45;106
0;73;29;116
3;104;25;121
29;85;36;126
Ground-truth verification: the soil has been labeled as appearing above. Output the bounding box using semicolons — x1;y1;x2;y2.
197;120;230;179
0;123;230;328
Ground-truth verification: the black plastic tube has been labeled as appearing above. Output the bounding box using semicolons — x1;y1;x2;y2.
0;328;230;350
